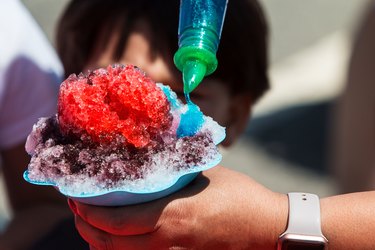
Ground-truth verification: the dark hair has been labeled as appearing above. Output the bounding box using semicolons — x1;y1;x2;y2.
57;0;269;102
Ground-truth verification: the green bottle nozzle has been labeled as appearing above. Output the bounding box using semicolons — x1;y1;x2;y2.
183;60;206;93
174;0;228;93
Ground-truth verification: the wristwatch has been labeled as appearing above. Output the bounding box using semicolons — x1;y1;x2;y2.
277;192;328;250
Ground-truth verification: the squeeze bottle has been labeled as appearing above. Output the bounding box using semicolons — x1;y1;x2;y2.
174;0;228;94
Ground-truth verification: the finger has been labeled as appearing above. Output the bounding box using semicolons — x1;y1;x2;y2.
75;215;152;250
73;200;165;236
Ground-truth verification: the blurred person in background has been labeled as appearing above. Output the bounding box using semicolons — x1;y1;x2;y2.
0;0;86;249
55;0;268;147
331;1;375;193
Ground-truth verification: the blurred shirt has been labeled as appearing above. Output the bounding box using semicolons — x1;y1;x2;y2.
0;0;62;150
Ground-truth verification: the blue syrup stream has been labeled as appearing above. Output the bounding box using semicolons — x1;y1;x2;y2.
185;92;192;104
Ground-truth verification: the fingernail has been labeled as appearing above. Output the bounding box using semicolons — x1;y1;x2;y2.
67;199;78;214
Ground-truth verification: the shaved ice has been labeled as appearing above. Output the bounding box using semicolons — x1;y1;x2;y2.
25;64;225;196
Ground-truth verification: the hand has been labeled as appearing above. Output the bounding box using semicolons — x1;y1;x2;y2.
69;166;288;250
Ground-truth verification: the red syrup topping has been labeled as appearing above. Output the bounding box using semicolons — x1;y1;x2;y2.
57;65;172;148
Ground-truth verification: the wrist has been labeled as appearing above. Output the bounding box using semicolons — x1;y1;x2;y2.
249;191;288;250
271;192;289;249
319;196;333;249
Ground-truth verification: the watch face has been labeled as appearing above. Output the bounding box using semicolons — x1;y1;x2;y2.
281;239;326;250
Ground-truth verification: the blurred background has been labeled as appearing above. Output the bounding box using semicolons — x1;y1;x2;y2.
0;0;372;231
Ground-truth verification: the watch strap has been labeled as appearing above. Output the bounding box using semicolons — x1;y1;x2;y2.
282;192;326;238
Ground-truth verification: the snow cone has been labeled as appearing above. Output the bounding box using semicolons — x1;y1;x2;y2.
24;64;225;206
